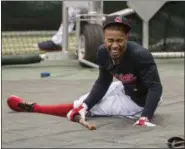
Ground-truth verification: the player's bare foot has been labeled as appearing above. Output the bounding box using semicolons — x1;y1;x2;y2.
7;95;35;112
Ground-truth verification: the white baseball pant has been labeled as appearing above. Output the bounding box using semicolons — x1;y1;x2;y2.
74;81;160;120
51;7;77;46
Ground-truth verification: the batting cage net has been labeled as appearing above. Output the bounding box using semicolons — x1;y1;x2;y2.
2;1;185;65
1;1;76;65
2;31;53;56
2;2;60;65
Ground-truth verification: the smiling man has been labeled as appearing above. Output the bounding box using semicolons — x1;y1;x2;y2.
7;15;163;127
67;15;163;126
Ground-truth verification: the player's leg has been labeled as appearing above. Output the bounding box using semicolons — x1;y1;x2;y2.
38;23;63;52
38;7;76;52
7;95;73;117
71;81;130;116
51;23;74;46
51;7;76;45
89;81;144;118
89;81;163;119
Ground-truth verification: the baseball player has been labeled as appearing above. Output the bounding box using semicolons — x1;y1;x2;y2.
38;6;84;52
7;15;163;127
38;1;91;52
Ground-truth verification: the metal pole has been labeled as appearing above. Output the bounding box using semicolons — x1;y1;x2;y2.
88;1;95;13
143;20;149;49
79;59;99;68
75;15;81;52
93;1;103;14
152;52;184;58
108;8;135;16
62;1;68;53
100;1;104;14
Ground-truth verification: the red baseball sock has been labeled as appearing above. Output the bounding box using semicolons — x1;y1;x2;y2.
33;103;73;117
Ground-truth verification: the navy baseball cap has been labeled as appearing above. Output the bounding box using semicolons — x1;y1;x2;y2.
103;15;131;33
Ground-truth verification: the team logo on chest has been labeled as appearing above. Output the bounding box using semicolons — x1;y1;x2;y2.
113;73;137;84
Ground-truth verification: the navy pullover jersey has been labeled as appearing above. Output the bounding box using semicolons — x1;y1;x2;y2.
84;41;163;119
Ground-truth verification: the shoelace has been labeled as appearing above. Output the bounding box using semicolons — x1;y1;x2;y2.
18;102;35;112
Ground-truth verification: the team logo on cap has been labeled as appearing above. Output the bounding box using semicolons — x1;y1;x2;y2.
115;16;122;23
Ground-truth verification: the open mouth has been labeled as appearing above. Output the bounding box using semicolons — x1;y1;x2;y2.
111;49;120;57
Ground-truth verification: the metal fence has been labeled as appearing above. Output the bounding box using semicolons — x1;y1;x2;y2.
2;1;185;57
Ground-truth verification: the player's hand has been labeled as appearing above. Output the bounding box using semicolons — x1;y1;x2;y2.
133;117;156;127
67;103;88;122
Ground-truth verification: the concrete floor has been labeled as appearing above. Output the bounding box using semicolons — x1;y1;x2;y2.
2;58;184;148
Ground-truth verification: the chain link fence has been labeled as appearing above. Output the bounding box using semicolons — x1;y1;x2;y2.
2;1;184;57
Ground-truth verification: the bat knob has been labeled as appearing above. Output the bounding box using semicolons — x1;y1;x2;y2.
88;124;96;130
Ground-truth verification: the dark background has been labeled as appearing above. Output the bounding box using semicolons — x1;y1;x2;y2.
2;1;184;51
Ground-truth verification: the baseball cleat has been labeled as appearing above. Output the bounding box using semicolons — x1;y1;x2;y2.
38;40;62;52
7;95;35;112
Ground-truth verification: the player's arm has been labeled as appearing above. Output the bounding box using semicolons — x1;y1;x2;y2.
134;49;163;120
67;66;113;121
84;46;113;110
84;66;113;110
67;45;113;121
